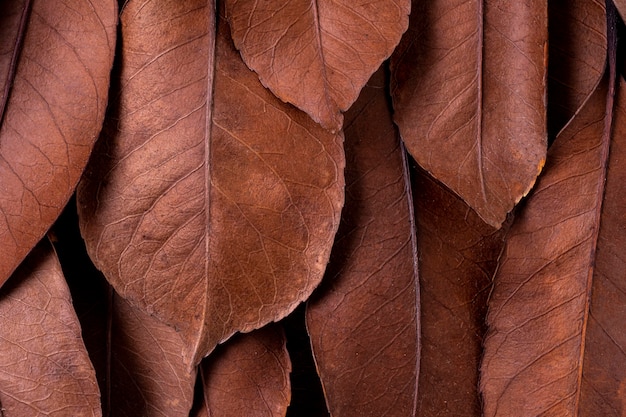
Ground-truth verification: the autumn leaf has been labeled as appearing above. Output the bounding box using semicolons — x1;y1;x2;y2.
0;239;100;416
192;325;291;417
225;0;410;131
306;69;419;417
77;0;344;366
0;0;116;284
391;0;548;228
481;30;626;413
411;165;508;416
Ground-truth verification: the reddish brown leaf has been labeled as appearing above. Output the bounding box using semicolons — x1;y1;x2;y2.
391;0;547;228
614;0;626;22
0;0;117;284
411;166;508;416
548;0;606;139
481;71;626;415
225;0;410;131
192;325;291;417
109;293;196;417
0;239;100;416
306;69;419;417
77;0;344;366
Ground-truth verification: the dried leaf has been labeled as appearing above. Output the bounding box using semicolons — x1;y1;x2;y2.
548;0;606;138
481;72;626;415
225;0;410;131
109;293;196;417
0;239;100;416
0;0;116;283
391;0;547;228
77;0;344;366
306;69;419;417
192;325;291;417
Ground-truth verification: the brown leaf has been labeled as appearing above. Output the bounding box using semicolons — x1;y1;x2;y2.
0;239;100;416
613;0;626;22
77;0;345;366
390;0;548;228
109;293;196;417
411;166;507;416
224;0;410;131
481;73;626;415
0;0;117;284
548;0;606;139
192;325;291;417
306;69;419;417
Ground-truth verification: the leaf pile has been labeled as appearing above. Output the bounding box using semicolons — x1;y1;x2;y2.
0;0;625;415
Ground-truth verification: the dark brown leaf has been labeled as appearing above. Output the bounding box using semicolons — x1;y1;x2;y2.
77;0;344;366
306;69;419;417
109;293;196;417
548;0;606;139
411;166;507;416
481;72;626;415
0;239;100;416
225;0;410;131
192;325;291;417
0;0;117;283
391;0;547;228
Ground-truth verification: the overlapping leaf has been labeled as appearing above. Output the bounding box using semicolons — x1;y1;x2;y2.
77;0;344;366
0;239;100;416
306;69;419;417
391;0;548;228
225;0;410;131
411;166;508;416
0;0;116;283
481;69;626;415
193;325;291;417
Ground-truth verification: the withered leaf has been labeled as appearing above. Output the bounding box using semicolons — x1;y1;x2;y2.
306;69;419;417
0;0;116;284
391;0;547;228
548;0;606;139
225;0;410;131
77;0;344;366
109;293;196;417
411;166;507;416
481;73;626;415
0;239;100;416
193;325;291;417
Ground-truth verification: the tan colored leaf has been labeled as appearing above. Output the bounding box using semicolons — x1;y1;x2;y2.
225;0;410;131
306;69;419;417
192;325;291;417
481;73;626;415
411;166;508;416
0;239;100;416
548;0;606;138
391;0;547;228
77;1;344;366
109;293;196;417
0;0;116;283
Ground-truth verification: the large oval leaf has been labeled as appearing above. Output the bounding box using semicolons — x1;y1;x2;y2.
0;0;116;283
306;69;419;417
77;0;345;366
0;239;101;416
225;0;410;131
481;69;626;415
391;0;548;228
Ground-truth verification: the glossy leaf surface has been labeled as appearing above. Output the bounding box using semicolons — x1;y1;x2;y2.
225;0;410;131
411;166;507;416
193;325;291;417
77;0;344;365
0;239;100;416
482;73;626;415
306;70;419;417
391;0;547;228
0;0;116;283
